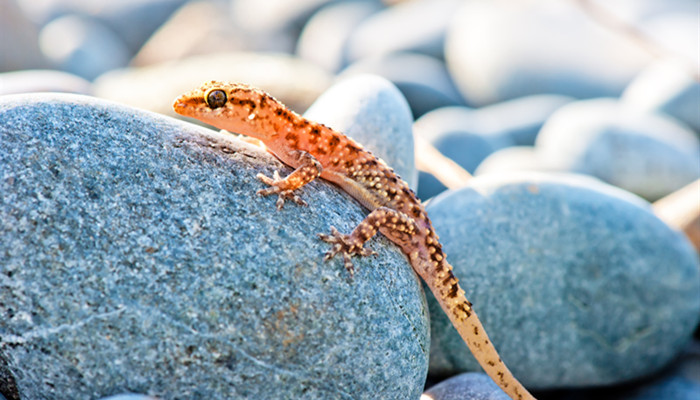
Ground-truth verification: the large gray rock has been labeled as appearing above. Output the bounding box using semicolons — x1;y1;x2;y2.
0;93;429;400
425;173;700;389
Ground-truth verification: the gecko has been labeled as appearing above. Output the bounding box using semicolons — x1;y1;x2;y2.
173;81;536;400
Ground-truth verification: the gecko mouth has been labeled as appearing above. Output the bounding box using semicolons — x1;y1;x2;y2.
172;94;198;117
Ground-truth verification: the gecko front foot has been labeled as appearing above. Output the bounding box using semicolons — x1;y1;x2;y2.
318;226;377;277
256;171;307;209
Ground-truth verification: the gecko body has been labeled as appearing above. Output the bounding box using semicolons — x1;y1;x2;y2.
173;81;535;400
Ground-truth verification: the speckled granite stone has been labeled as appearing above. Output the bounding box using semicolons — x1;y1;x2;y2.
425;173;700;389
0;93;429;400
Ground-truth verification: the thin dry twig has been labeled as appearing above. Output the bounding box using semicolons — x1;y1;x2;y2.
653;179;700;252
413;134;472;190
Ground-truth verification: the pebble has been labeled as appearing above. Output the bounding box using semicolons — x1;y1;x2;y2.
131;0;249;67
622;59;700;134
474;146;546;177
421;373;510;400
304;74;417;190
340;53;464;117
16;0;187;54
97;395;158;400
38;15;131;80
345;0;462;62
93;52;332;117
445;0;651;106
535;98;700;201
229;0;337;53
425;173;700;388
0;93;429;400
0;70;92;96
296;0;383;72
0;0;47;72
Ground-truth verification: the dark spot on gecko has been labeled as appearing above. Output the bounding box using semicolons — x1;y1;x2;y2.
328;135;340;149
315;147;327;155
285;132;297;141
412;207;421;218
474;326;479;335
487;360;496;367
447;283;459;298
344;160;353;169
345;143;360;154
456;303;472;318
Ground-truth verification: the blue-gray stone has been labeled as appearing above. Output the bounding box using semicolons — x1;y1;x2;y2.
0;93;429;400
38;15;131;80
425;173;700;388
345;0;462;62
93;52;332;118
0;0;47;72
16;0;187;53
296;1;383;73
340;53;464;117
304;74;417;190
474;146;546;177
445;0;651;106
423;373;511;400
0;70;92;96
623;59;700;134
97;395;157;400
536;98;700;201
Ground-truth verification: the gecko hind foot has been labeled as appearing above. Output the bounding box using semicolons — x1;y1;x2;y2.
256;171;307;209
318;226;376;277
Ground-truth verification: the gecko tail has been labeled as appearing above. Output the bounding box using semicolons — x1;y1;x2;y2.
444;299;536;400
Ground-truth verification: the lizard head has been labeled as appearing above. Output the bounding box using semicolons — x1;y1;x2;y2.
173;81;281;140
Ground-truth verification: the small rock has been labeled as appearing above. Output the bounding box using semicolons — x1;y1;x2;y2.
97;395;158;400
422;373;511;400
345;0;462;62
425;173;700;388
228;0;337;53
622;59;700;134
38;15;131;80
131;0;249;67
0;70;92;96
304;74;417;189
296;1;383;72
0;0;47;72
340;53;464;117
0;93;429;399
94;52;332;117
535;98;700;201
474;146;546;177
445;0;651;106
15;0;187;54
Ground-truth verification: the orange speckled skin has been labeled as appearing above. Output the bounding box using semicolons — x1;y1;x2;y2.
173;81;535;400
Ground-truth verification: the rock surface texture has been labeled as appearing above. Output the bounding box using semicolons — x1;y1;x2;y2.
0;93;429;400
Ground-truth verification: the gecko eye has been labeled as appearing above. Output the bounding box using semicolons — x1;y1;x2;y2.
205;89;227;109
